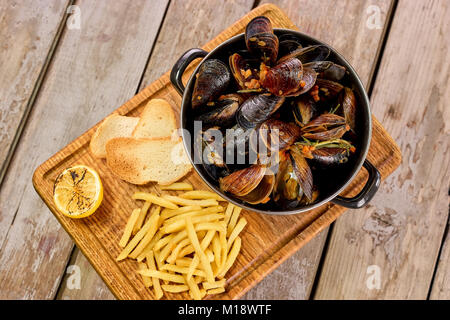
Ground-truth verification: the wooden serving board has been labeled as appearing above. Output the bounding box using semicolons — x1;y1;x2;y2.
32;4;401;300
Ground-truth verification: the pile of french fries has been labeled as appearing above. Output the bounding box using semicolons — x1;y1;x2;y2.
116;182;247;300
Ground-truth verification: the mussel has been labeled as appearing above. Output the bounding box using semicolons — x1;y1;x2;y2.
192;59;231;109
219;164;274;204
285;67;317;97
278;45;330;64
236;94;285;129
260;58;303;96
304;61;346;81
195;94;243;128
341;87;357;130
278;34;302;58
258;119;302;152
314;78;344;98
245;16;279;65
292;96;318;126
310;147;349;166
289;146;313;200
229;53;260;90
301;113;350;141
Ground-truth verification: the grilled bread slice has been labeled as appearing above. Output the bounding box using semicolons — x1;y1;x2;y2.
132;99;177;139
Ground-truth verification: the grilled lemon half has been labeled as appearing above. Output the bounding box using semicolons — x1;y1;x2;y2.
53;165;103;218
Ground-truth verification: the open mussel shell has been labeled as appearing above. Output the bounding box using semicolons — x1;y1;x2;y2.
219;164;274;204
289;146;313;200
236;94;285;129
285;67;317;97
192;59;231;109
278;33;303;58
293;96;318;126
311;147;349;166
229;53;258;90
301;113;346;132
278;45;331;64
315;78;344;98
302;124;350;141
195;94;243;128
260;57;303;96
341;87;357;130
258;119;302;152
272;156;303;208
245;16;279;65
304;61;346;81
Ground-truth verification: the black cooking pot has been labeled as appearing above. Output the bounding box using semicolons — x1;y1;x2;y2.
170;29;380;215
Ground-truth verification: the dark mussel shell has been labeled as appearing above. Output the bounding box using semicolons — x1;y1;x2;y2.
278;34;303;58
258;119;302;152
192;59;231;109
289;146;313;200
278;45;330;64
272;156;303;208
195;94;243;128
301;113;346;132
285;67;317;97
245;16;279;65
302;124;350;141
237;94;285;129
229;53;259;90
293;96;318;126
195;127;228;180
311;147;349;166
260;58;303;96
315;78;344;98
341;87;357;130
219;164;274;204
304;61;346;81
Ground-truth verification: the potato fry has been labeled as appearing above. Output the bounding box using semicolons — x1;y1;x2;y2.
180;190;225;201
205;248;214;262
119;208;140;248
200;288;207;299
227;206;242;237
162;213;223;234
138;262;152;287
202;279;225;290
153;233;176;252
133;192;178;209
223;203;234;225
207;287;225;295
145;251;163;300
162;195;219;207
129;208;160;259
227;217;247;251
133;201;151;235
185;275;202;300
219;230;227;269
161;284;189;293
117;211;159;261
175;257;193;267
218;237;241;278
160;182;193;191
167;238;190;264
185;217;215;283
212;234;221;267
187;230;215;280
161;205;202;220
138;269;186;283
160;264;206;278
163;206;223;224
136;230;164;262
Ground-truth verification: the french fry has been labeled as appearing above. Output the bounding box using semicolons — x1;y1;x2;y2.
185;217;215;283
138;269;186;284
227;206;242;237
175;258;193;267
129;208;160;259
161;205;202;220
160;264;207;278
200;288;207;299
117;212;159;261
180;190;225;201
161;284;189;293
185;275;202;300
163;206;223;224
138;262;152;287
160;182;193;191
119;208;140;248
219;230;227;269
145;251;163;300
162;213;223;234
202;279;225;290
212;234;221;267
218;237;241;278
132;201;151;235
136;230;164;262
167;238;190;264
205;248;214;262
133;192;178;209
162;195;219;207
223;203;234;225
187;230;215;280
227;217;247;251
153;233;176;252
207;287;225;295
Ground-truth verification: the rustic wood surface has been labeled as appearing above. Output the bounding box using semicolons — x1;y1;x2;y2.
0;0;448;300
314;0;450;299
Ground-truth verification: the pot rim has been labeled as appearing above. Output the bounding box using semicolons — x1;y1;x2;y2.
180;28;372;215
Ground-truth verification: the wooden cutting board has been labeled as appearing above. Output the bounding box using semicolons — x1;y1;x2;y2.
32;4;401;300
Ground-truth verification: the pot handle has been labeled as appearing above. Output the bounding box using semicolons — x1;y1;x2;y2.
170;48;208;96
331;160;381;209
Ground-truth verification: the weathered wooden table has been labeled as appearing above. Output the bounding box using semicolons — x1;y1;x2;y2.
0;0;448;300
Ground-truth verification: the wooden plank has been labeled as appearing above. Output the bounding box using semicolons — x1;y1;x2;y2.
314;0;450;299
430;227;450;299
0;0;169;299
56;0;255;300
32;4;401;300
0;0;70;181
241;0;394;299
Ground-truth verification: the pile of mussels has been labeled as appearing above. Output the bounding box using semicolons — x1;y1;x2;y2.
191;16;358;209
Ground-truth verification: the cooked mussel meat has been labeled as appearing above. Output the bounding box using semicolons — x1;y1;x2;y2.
229;53;260;90
292;96;318;126
192;59;231;109
245;16;279;65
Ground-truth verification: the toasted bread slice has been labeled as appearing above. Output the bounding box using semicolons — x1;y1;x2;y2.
105;137;192;185
90;114;140;158
132;99;177;139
